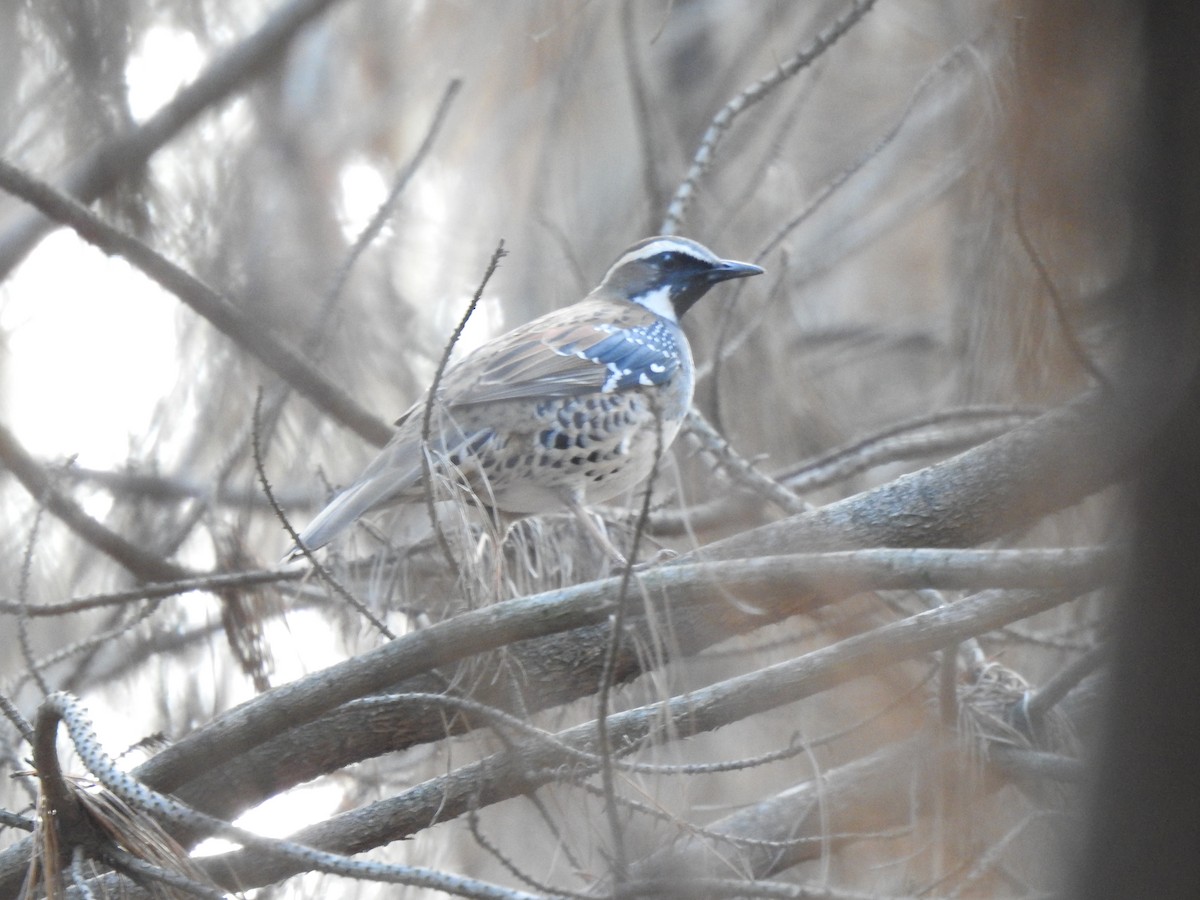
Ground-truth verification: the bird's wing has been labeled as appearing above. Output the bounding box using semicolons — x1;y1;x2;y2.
396;298;683;420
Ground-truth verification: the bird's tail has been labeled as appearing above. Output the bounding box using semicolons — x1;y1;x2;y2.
285;443;423;559
285;479;386;560
285;422;489;561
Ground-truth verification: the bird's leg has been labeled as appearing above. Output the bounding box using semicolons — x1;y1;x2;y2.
484;506;521;592
564;495;630;569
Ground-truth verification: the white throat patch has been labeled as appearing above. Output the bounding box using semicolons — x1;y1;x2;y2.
633;284;676;322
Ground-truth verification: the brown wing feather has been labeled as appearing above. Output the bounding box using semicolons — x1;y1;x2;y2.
395;297;656;426
300;298;658;552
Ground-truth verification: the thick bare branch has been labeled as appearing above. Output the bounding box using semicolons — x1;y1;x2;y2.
0;420;187;582
0;158;393;445
198;585;1070;889
691;388;1142;561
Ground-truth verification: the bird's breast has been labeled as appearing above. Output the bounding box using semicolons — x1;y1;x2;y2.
440;371;693;514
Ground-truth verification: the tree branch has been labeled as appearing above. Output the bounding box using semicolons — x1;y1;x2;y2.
0;420;187;582
198;585;1072;890
0;158;393;445
0;0;351;282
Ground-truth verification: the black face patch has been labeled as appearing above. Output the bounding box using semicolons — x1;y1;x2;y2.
652;250;705;274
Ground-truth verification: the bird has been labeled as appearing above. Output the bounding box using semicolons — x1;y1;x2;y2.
290;235;763;561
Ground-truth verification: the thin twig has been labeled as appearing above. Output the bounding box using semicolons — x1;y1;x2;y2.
596;402;664;884
17;504;50;697
660;0;879;233
152;85;464;569
420;240;508;577
1;567;302;617
0;693;34;747
324;79;462;320
757;39;982;266
699;36;989;385
620;2;665;235
466;799;591;900
251;389;396;640
566;771;915;856
178;88;464;555
684;407;809;515
100;846;226;900
11;604;163;696
1011;17;1112;395
1013;184;1113;391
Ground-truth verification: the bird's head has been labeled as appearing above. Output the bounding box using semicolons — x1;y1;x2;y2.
598;236;764;322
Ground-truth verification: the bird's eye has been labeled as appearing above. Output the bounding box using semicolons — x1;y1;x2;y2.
657;252;680;268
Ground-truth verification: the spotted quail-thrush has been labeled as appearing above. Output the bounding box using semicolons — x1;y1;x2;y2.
290;236;763;558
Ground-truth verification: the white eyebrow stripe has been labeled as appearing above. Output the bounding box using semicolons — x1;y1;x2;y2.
608;239;715;271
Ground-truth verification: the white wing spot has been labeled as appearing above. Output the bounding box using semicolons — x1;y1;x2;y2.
602;364;626;392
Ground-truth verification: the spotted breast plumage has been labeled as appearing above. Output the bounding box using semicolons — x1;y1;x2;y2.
291;236;763;558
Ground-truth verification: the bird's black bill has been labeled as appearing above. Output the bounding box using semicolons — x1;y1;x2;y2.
709;259;765;283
